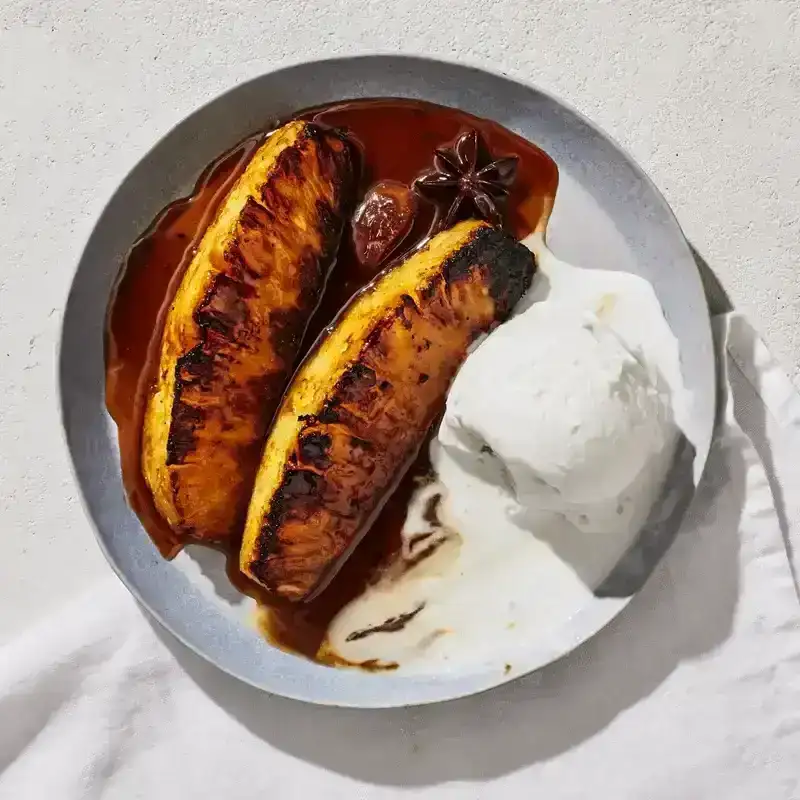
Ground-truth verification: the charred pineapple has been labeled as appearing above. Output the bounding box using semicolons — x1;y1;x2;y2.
240;219;535;600
141;121;356;550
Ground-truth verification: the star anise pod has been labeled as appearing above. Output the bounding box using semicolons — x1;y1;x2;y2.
413;129;519;231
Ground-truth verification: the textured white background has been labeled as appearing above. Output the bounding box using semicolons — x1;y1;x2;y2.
0;0;798;638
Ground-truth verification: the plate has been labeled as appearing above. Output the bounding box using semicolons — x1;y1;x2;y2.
59;55;715;707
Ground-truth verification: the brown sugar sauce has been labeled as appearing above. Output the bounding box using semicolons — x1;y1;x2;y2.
105;98;558;661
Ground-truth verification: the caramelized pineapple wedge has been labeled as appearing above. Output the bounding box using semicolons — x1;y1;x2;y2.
240;220;535;600
142;121;356;549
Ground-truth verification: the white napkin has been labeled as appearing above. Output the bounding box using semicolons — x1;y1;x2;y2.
2;312;799;800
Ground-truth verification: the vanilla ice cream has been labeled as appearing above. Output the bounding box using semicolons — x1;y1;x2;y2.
439;294;675;532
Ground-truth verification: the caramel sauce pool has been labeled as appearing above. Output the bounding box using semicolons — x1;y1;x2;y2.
105;98;559;661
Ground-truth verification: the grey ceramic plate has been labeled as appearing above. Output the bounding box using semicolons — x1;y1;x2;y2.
60;55;715;707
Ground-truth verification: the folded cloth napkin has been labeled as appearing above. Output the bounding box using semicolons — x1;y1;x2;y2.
2;312;799;800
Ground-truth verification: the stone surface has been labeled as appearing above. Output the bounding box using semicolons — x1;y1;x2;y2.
0;0;798;638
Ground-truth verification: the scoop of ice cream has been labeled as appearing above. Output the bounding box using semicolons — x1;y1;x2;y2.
439;299;674;522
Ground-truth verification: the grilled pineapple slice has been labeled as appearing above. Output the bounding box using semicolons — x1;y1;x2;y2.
142;121;355;549
240;219;535;600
